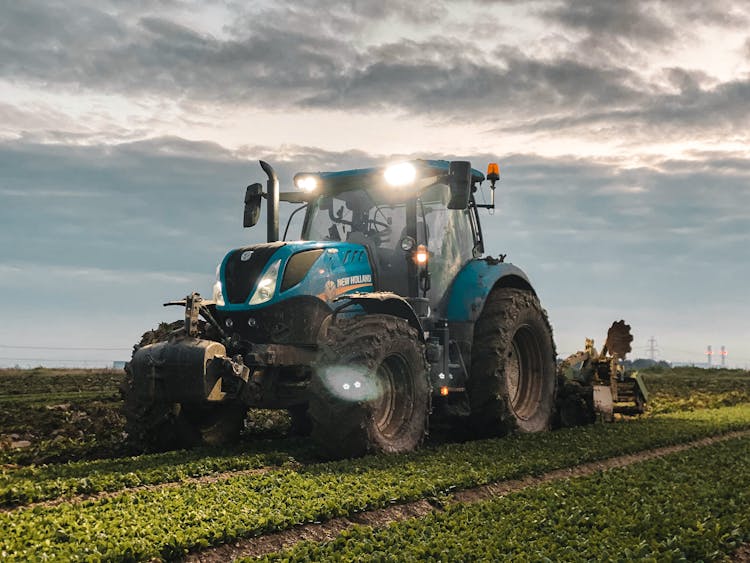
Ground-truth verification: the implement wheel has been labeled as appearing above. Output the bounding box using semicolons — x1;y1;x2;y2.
120;321;246;451
309;314;429;459
468;288;556;437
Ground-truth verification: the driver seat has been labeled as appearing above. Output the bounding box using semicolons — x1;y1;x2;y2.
347;231;408;296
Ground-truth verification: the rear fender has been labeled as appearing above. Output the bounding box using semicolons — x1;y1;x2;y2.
445;259;535;323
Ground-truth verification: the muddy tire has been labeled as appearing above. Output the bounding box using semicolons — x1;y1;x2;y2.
121;322;246;451
553;380;596;428
468;288;556;437
287;405;313;437
309;314;429;459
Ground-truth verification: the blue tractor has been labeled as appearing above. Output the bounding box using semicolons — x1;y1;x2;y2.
123;159;559;458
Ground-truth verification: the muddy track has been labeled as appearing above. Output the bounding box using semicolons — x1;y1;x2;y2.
183;430;750;562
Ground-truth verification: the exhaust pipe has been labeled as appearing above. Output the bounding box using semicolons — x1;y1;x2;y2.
259;160;279;242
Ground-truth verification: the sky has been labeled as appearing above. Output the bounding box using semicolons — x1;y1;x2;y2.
0;0;748;367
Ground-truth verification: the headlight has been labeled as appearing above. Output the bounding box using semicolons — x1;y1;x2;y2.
384;162;416;187
249;259;281;305
213;263;225;306
212;280;225;306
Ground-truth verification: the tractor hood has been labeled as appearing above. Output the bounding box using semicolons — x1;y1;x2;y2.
215;241;374;311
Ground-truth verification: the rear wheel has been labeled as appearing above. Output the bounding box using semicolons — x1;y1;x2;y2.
468;288;556;437
287;405;313;436
554;380;596;428
309;314;429;459
120;322;246;451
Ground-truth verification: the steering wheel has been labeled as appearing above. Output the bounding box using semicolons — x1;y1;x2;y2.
369;205;392;238
367;218;392;246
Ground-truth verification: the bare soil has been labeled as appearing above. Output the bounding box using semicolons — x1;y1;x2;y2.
734;544;750;562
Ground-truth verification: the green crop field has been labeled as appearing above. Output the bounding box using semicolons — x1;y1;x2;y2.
641;366;750;413
0;366;748;561
257;435;750;562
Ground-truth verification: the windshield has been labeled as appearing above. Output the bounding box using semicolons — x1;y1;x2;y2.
302;189;407;249
301;184;476;305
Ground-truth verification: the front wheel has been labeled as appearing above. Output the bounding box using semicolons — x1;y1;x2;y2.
309;314;429;459
468;288;557;437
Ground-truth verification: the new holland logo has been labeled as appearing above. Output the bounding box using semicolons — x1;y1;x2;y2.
240;250;253;262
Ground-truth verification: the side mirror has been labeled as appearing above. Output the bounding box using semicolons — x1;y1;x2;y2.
243;183;263;228
447;161;472;210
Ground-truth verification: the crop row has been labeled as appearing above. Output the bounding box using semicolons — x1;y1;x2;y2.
260;435;750;561
1;404;749;561
4;397;749;508
0;438;314;507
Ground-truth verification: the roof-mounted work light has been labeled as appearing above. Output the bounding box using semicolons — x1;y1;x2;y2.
294;174;319;193
384;162;417;187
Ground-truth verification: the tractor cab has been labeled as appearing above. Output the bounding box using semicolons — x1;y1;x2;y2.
274;160;492;315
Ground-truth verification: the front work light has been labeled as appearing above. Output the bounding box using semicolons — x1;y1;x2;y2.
384;162;417;187
295;175;318;192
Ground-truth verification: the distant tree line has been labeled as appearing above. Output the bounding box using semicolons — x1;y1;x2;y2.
623;358;672;370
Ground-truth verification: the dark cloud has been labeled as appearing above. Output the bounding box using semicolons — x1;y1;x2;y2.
538;0;749;46
299;41;647;118
0;2;647;133
1;0;748;144
541;0;673;44
502;74;750;139
0;2;349;106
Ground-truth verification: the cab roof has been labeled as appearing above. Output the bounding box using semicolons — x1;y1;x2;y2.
281;159;486;202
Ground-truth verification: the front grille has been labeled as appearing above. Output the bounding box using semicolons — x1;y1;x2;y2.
224;243;285;304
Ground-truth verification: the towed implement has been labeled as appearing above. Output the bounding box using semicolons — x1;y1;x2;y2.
123;159;645;458
556;320;648;426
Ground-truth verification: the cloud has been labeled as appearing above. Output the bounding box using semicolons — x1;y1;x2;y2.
538;0;750;50
500;73;750;141
541;0;674;44
299;40;648;120
1;2;646;123
1;0;748;147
